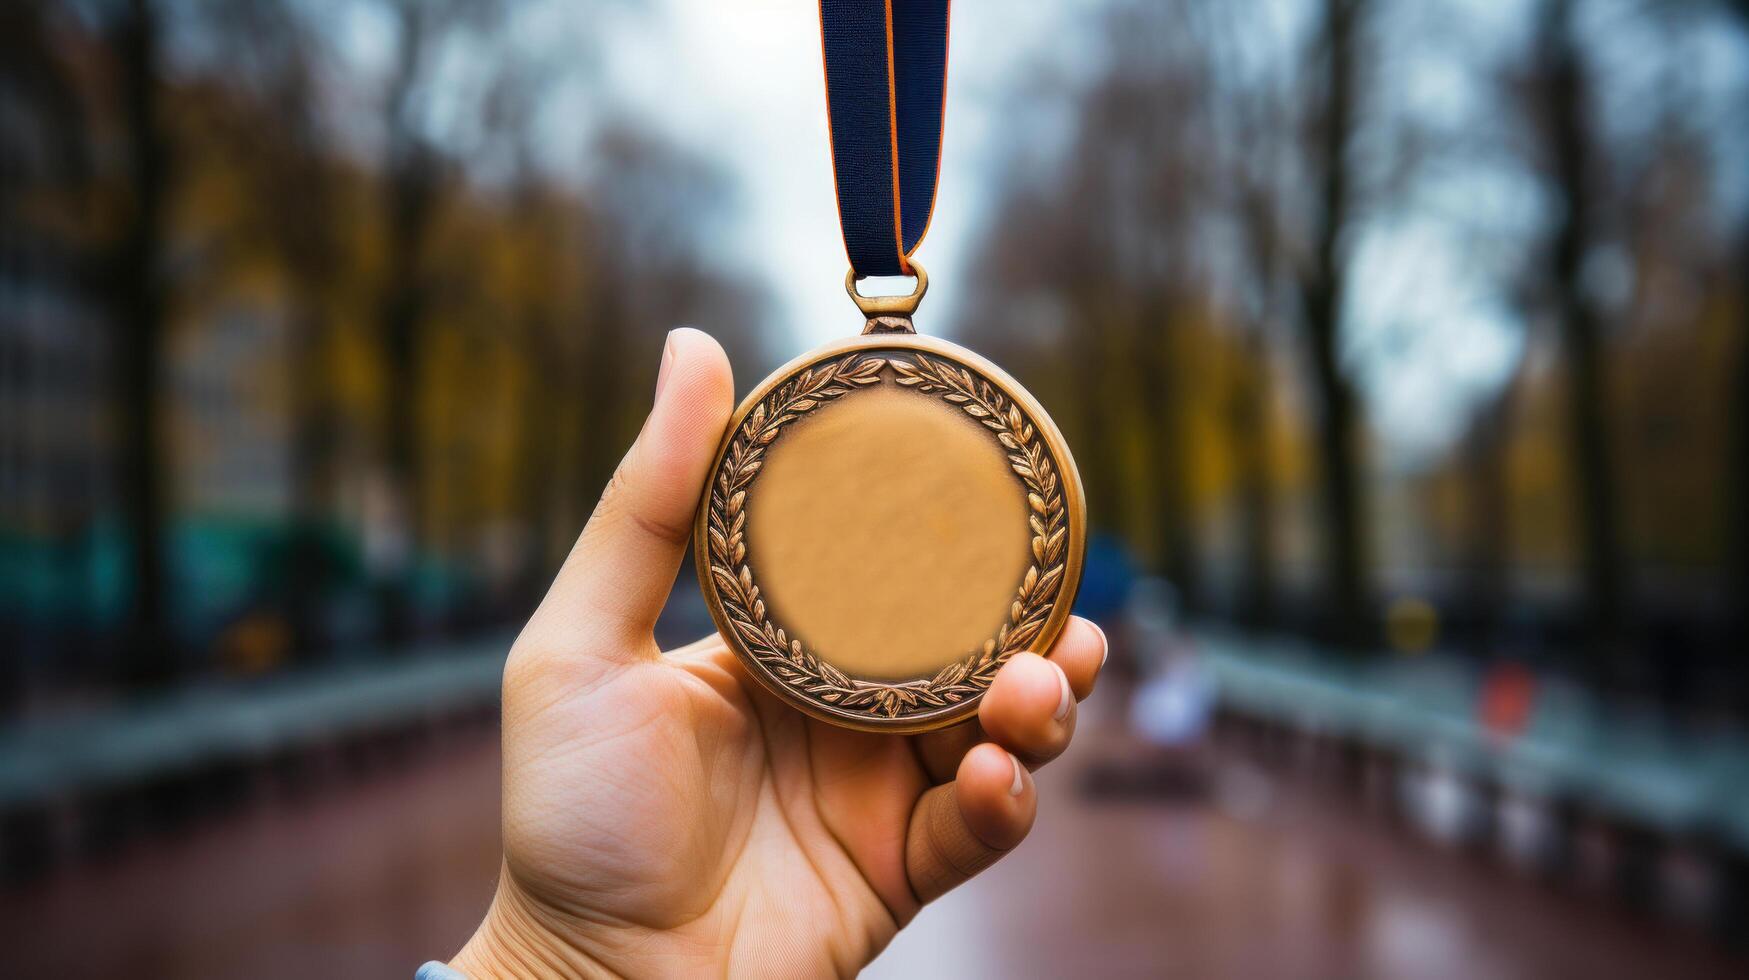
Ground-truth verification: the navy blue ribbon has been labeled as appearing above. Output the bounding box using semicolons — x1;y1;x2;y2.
820;0;949;278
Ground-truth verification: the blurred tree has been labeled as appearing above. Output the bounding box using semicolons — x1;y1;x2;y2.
1460;389;1513;654
0;0;100;699
1227;319;1281;629
372;0;500;645
467;62;592;607
505;178;592;606
0;0;767;695
954;0;1344;626
0;3;91;195
1516;0;1624;677
194;0;348;658
960;5;1221;608
1722;0;1749;673
108;0;176;684
11;0;1736;717
1295;0;1374;648
1200;0;1294;629
1102;6;1207;611
579;121;766;496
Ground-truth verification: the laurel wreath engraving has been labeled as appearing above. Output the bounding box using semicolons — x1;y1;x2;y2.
705;352;1071;721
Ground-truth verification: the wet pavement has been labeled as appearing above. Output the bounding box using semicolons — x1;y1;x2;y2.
3;693;1742;978
0;732;502;978
869;703;1745;979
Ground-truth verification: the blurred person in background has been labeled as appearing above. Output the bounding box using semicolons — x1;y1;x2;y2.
1125;578;1216;755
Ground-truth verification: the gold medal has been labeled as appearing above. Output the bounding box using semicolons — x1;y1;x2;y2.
695;270;1084;732
696;1;1084;730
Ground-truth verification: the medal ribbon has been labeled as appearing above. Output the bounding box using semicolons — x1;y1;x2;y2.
819;0;949;278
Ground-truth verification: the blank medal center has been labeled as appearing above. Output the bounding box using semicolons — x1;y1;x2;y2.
745;382;1031;681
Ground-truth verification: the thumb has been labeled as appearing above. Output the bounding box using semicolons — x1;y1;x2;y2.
523;327;734;656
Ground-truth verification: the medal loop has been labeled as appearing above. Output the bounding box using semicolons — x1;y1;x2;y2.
820;0;949;280
844;261;927;318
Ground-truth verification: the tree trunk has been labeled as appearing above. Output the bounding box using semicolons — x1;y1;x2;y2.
1305;291;1367;648
1539;0;1623;682
1134;298;1199;609
1727;0;1749;715
1234;183;1282;630
1733;227;1749;709
1232;327;1277;629
114;0;173;685
514;326;559;608
374;153;437;648
286;306;334;657
1299;0;1370;649
1461;390;1512;656
378;233;424;646
374;2;439;648
1075;316;1124;535
576;284;631;519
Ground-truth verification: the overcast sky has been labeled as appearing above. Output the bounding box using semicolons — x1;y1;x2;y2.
581;0;1091;352
337;0;1745;469
579;0;1520;466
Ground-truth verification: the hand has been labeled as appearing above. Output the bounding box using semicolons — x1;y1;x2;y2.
451;328;1106;978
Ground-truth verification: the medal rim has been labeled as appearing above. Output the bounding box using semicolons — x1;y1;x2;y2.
693;332;1087;734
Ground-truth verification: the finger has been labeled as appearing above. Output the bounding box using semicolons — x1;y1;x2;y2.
913;618;1104;783
525;328;733;654
1046;616;1107;701
912;719;985;784
905;743;1034;905
978;652;1076;767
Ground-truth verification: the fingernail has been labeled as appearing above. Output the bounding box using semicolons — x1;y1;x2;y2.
1089;619;1108;668
653;330;678;404
1051;660;1072;721
1008;752;1026;797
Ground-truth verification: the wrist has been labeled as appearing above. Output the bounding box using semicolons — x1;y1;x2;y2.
451;869;614;979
